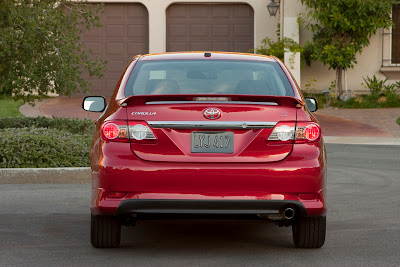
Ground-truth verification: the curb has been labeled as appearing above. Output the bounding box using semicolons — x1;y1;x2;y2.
324;136;400;146
0;167;90;184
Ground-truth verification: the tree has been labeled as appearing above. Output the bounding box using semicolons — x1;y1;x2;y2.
0;0;107;104
301;0;396;97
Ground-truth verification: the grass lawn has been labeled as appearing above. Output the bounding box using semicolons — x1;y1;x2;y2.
0;96;24;118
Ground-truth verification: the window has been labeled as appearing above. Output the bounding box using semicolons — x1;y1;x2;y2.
382;3;400;66
392;3;400;64
125;60;294;97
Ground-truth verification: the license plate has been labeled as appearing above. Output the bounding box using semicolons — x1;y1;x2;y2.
191;131;234;153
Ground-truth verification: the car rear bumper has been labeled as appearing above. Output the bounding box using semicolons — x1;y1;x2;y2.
90;141;327;217
114;199;307;216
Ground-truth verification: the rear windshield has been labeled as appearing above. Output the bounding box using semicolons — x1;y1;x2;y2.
124;60;294;97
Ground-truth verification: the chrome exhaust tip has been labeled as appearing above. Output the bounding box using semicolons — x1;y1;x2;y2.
283;207;295;220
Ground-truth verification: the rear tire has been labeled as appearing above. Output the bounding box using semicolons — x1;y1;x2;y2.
292;216;326;248
91;214;121;248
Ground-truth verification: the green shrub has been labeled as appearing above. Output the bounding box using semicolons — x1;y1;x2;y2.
330;75;400;108
0;116;95;135
363;75;387;98
0;128;91;168
397;117;400;126
330;94;400;108
0;117;94;168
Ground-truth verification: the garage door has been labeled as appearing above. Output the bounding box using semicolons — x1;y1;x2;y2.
167;4;254;53
79;3;148;96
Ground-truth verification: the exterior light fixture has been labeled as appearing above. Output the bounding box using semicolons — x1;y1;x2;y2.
267;0;280;17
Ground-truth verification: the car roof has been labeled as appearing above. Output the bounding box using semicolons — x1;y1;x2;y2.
139;52;276;62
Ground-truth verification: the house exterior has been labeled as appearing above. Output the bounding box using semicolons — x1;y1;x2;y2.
82;0;399;96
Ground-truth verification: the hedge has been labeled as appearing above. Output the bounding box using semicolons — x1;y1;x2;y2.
0;117;94;168
0;116;95;135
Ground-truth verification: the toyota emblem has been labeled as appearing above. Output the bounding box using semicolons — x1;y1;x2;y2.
203;108;221;120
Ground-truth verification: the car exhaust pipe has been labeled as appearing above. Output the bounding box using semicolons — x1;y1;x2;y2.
283;207;295;220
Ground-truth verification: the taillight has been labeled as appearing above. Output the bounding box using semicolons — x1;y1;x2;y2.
102;123;120;140
303;124;320;141
268;122;321;143
101;121;157;142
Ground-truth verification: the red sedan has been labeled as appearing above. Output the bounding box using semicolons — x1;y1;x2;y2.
83;52;327;249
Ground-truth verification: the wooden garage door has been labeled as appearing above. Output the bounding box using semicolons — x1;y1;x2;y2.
167;4;254;52
80;3;148;96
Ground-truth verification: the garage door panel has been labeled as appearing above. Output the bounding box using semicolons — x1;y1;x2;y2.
211;41;232;52
212;25;232;38
168;24;187;39
168;5;187;18
127;43;147;54
105;25;124;38
104;5;124;19
107;60;125;73
189;5;209;18
190;41;210;51
190;24;209;37
127;25;147;37
127;5;147;18
168;42;188;51
234;5;253;17
211;6;231;18
105;43;124;56
76;3;148;96
234;24;253;39
234;42;253;52
167;4;253;53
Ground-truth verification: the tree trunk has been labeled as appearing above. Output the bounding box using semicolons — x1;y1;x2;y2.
336;67;343;98
344;68;348;93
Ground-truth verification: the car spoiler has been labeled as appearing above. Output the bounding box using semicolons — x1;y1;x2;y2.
119;94;303;107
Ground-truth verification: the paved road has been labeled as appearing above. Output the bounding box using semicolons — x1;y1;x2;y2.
0;144;399;266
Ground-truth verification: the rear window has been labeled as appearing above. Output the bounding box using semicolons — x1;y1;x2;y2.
124;60;294;97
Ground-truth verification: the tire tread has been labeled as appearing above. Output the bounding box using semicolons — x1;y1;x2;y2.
293;216;326;248
91;214;121;248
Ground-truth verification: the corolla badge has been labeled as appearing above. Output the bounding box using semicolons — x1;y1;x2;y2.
131;112;156;115
203;108;221;120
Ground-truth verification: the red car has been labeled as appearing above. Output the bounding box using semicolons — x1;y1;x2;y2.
83;52;327;249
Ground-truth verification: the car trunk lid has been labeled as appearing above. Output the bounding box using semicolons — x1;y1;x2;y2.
123;95;300;163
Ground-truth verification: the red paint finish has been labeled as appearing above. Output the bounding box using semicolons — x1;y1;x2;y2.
87;52;327;220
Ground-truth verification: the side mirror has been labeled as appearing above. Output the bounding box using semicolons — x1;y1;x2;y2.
82;96;106;112
305;97;318;112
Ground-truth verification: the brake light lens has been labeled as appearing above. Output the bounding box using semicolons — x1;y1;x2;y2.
304;125;320;141
268;122;321;143
102;123;120;139
101;121;157;142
